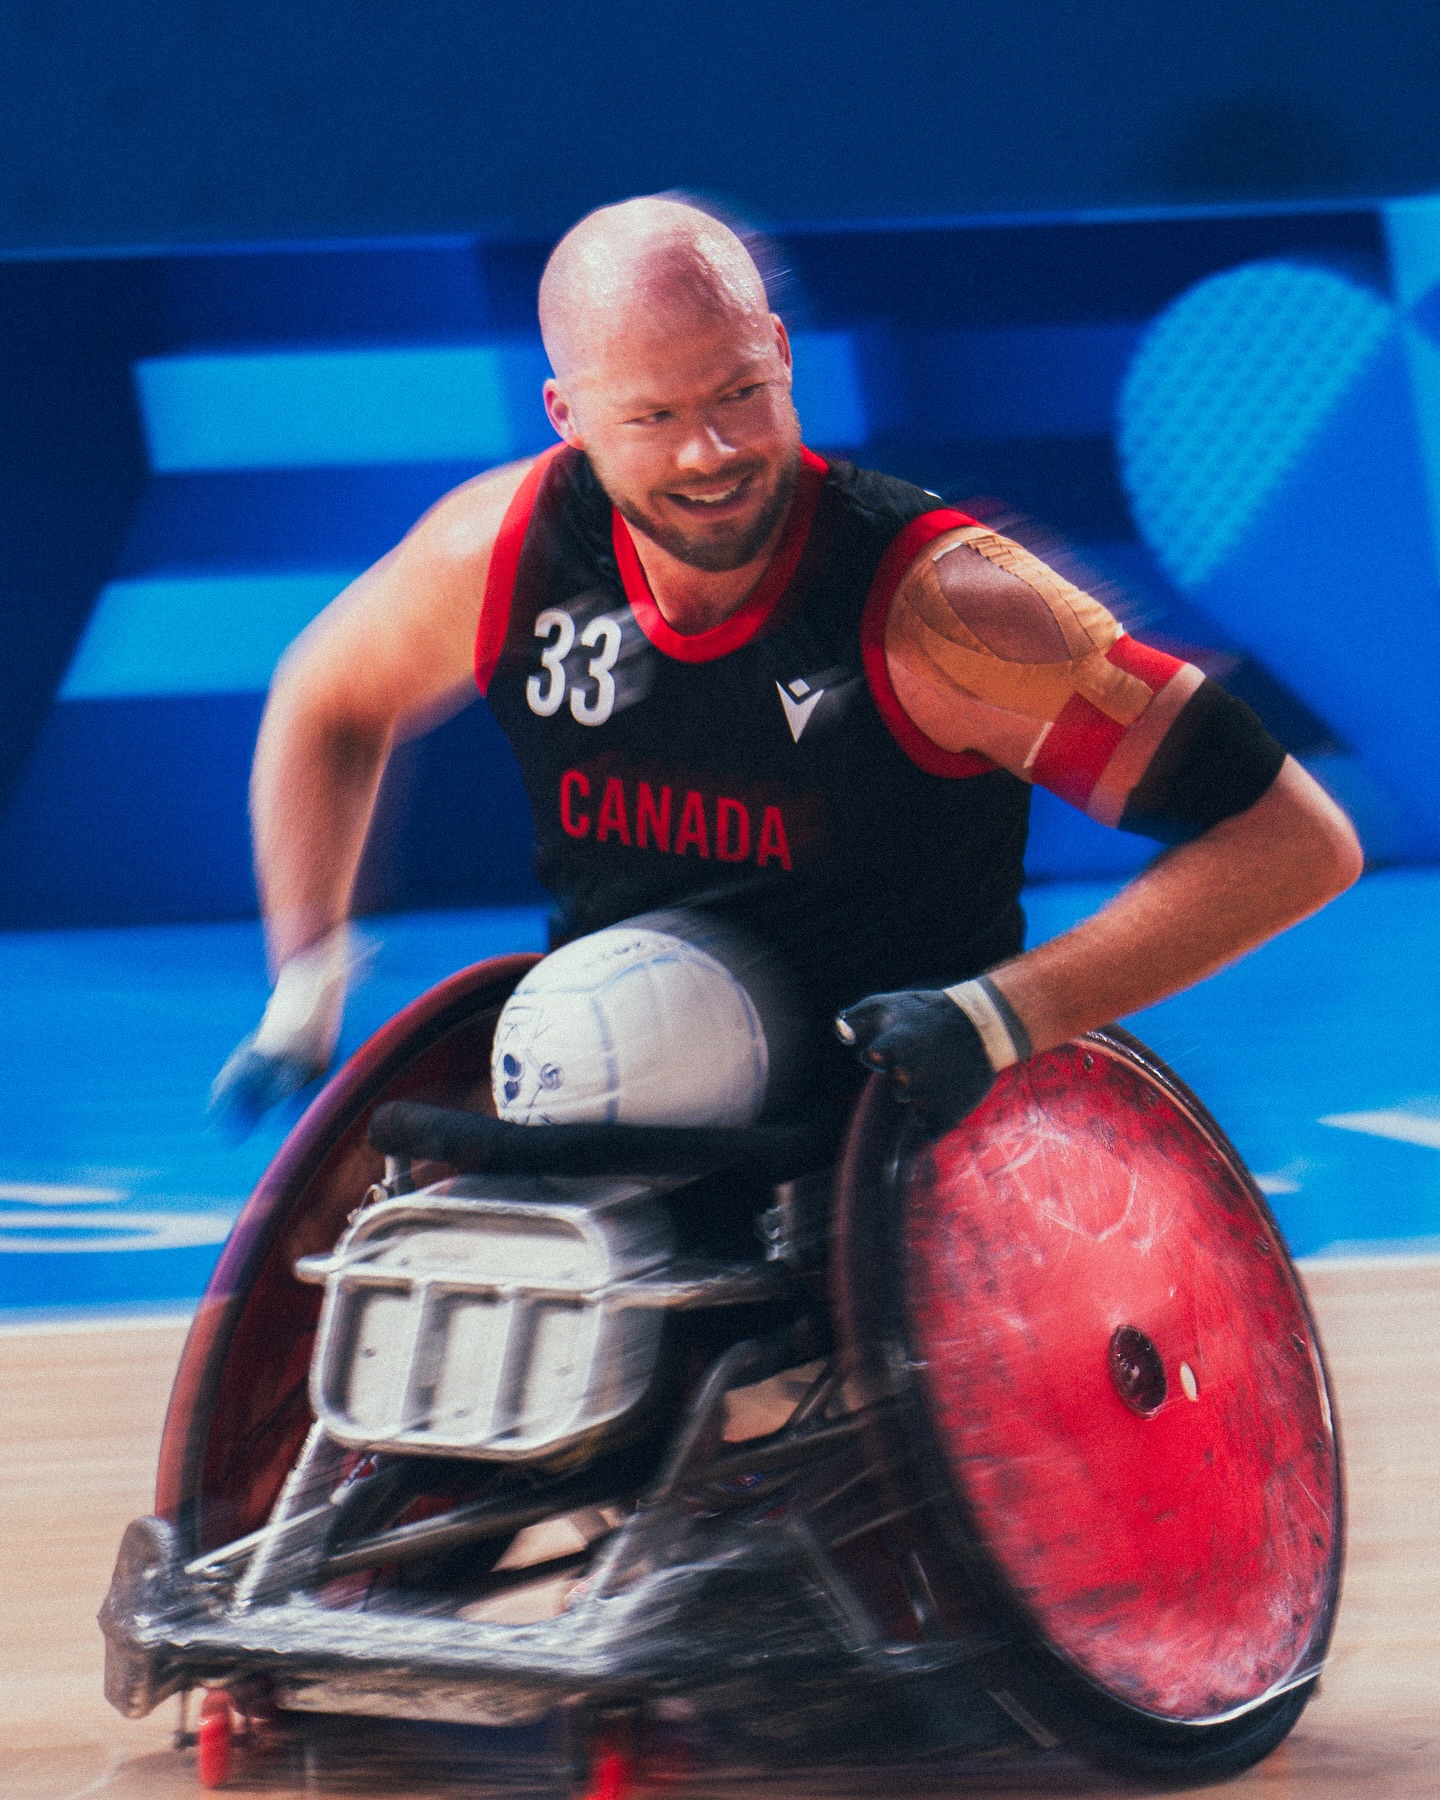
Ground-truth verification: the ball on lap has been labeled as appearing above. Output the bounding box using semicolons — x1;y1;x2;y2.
491;922;770;1127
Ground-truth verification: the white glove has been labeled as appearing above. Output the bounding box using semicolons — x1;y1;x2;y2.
210;928;364;1134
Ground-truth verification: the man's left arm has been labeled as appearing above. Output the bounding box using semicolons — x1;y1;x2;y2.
984;753;1360;1057
839;524;1362;1126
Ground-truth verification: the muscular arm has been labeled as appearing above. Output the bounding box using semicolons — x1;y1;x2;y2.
882;526;1362;1050
986;758;1360;1053
252;458;533;971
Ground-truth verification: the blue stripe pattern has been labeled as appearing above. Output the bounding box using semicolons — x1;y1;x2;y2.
134;332;868;477
61;571;360;698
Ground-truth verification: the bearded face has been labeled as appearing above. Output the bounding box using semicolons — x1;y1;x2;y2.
546;296;806;577
595;437;801;573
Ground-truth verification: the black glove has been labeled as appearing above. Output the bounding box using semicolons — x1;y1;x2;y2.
834;989;998;1136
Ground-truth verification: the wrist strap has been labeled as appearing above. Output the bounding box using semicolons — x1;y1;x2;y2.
253;926;357;1056
943;975;1033;1072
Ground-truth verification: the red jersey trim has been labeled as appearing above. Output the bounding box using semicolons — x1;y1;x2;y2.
1105;632;1186;691
860;508;997;780
611;447;829;664
474;446;566;696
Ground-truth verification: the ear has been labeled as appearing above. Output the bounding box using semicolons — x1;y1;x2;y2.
543;378;583;447
772;314;793;383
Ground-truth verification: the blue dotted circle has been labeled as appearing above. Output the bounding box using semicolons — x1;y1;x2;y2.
1119;261;1393;591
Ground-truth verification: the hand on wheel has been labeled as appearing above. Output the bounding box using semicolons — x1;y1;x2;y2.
835;977;1031;1137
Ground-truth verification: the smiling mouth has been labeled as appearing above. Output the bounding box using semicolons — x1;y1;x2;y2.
666;472;756;513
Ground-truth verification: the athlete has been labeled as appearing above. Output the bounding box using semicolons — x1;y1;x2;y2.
213;196;1362;1137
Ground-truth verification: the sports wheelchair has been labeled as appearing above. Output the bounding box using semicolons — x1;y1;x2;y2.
101;952;1343;1793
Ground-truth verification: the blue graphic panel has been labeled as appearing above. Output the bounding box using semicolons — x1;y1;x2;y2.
1119;262;1393;590
114;466;486;579
1119;254;1440;859
134;331;870;475
1187;340;1440;849
0;691;547;928
137;344;535;471
920;322;1143;441
61;570;358;698
789;332;867;448
1383;194;1440;311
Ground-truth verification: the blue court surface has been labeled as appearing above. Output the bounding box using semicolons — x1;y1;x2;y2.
1;872;1437;1323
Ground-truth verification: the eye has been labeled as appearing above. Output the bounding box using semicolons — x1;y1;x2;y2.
723;383;766;404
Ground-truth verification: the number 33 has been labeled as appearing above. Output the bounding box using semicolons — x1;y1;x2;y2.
525;609;622;727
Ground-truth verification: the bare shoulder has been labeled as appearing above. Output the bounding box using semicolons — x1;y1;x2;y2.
893;525;1121;666
271;456;542;723
400;455;540;575
881;521;1145;773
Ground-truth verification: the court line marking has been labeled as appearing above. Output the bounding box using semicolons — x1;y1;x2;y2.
1304;1237;1440;1263
1320;1107;1440;1150
0;1209;239;1253
0;1181;128;1203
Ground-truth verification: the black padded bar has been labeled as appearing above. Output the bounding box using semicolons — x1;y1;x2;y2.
368;1099;826;1182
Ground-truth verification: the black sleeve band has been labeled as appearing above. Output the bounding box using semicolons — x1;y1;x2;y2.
1118;678;1288;845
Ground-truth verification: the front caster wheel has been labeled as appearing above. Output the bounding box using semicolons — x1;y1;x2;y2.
562;1709;642;1800
195;1692;234;1789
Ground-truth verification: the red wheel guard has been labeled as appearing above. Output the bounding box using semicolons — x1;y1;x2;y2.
888;1035;1340;1722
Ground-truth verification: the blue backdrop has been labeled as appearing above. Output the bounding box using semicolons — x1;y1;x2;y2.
1;2;1438;251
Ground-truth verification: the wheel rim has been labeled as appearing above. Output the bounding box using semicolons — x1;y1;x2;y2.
895;1035;1341;1722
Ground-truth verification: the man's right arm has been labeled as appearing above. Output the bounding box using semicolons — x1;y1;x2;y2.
212;457;535;1128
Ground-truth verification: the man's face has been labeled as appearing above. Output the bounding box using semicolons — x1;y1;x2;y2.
544;302;802;573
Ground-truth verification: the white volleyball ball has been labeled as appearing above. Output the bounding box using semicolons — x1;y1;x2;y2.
491;924;769;1127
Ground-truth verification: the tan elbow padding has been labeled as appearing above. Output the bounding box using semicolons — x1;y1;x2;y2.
887;527;1156;727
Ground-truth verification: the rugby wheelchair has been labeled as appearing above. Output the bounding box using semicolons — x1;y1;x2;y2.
101;952;1343;1793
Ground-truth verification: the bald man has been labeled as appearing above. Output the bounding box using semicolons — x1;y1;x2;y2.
213;196;1361;1134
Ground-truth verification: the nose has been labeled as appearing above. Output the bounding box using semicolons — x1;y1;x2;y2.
672;417;738;476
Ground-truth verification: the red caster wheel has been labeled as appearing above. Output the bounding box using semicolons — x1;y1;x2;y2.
564;1715;642;1800
580;1744;638;1800
195;1692;234;1789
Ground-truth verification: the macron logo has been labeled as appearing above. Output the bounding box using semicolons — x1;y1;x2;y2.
778;677;824;743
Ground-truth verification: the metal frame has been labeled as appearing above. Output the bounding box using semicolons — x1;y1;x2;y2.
101;1321;1028;1761
298;1175;777;1461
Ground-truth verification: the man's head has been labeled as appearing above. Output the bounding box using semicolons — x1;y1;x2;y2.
540;197;801;573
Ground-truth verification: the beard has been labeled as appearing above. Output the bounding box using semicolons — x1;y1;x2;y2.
599;447;802;573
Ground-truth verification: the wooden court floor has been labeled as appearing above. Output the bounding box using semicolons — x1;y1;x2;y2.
2;1257;1436;1800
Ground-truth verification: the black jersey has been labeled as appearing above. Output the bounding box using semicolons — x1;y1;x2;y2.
477;445;1031;1028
